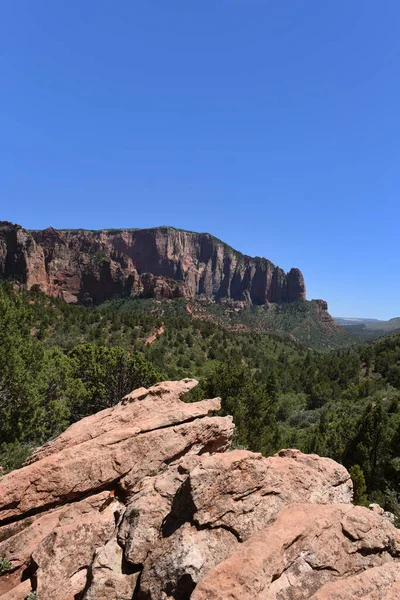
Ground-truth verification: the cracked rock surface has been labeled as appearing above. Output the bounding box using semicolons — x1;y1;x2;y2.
193;503;400;600
0;379;399;599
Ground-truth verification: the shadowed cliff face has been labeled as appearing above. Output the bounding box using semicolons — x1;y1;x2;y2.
0;222;306;305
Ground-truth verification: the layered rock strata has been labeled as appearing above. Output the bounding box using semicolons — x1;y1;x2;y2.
0;379;399;599
0;222;306;305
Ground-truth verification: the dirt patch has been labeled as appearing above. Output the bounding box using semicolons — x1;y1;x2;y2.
145;325;165;345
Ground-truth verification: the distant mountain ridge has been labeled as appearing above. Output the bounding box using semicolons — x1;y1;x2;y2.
335;316;400;325
334;317;381;325
0;221;306;306
334;315;400;340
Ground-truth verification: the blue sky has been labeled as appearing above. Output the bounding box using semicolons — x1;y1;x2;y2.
1;1;399;319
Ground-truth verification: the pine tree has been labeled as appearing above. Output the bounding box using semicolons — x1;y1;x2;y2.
350;465;368;506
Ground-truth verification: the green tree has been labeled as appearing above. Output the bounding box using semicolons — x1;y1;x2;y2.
343;401;390;493
350;465;368;506
202;363;280;455
68;344;161;419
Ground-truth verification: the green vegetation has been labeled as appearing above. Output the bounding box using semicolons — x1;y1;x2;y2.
0;283;161;471
0;283;399;522
208;300;354;349
0;554;12;573
101;296;354;350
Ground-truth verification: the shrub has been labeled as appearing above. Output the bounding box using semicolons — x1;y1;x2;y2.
0;553;12;573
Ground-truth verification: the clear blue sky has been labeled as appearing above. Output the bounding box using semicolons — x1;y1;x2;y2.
1;1;399;319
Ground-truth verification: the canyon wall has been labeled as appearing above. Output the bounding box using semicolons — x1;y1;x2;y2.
0;222;306;305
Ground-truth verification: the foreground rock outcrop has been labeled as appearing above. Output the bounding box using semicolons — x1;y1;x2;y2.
0;221;306;305
193;503;400;599
1;379;399;599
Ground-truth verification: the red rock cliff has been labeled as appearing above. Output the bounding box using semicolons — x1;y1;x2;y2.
0;221;306;305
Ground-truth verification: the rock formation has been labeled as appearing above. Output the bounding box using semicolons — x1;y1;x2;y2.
0;221;306;305
1;378;399;599
193;503;400;599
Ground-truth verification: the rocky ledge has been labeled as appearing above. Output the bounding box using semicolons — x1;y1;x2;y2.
0;380;399;600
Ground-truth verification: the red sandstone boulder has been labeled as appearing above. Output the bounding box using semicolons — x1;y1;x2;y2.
25;379;213;464
0;580;31;600
80;537;138;600
0;380;232;598
0;379;399;600
0;380;231;522
131;449;352;598
182;449;352;541
310;563;400;599
193;503;400;600
32;493;123;600
139;524;238;599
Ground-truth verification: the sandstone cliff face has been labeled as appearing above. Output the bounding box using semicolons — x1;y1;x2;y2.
1;379;399;600
0;222;306;305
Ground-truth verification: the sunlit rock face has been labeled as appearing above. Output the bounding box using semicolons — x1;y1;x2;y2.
0;222;306;305
12;380;400;600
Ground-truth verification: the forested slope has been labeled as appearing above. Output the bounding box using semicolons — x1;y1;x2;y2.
0;282;399;520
